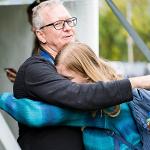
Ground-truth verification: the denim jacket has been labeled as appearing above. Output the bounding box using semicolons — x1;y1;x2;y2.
129;89;150;150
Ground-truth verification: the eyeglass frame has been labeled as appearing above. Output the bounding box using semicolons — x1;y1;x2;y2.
40;17;77;30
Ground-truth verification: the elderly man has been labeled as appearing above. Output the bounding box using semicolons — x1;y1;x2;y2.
13;0;149;150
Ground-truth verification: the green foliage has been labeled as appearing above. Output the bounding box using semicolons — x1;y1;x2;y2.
99;0;150;62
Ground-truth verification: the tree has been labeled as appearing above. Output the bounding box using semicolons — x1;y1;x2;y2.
99;0;150;62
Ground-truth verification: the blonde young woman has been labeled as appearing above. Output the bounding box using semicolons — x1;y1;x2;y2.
1;42;150;149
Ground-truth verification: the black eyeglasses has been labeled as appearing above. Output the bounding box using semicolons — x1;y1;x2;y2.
40;17;77;30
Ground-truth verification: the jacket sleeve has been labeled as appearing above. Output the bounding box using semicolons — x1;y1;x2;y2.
14;57;133;110
0;92;92;127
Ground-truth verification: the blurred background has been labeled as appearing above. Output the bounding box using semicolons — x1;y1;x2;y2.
99;0;150;77
0;0;150;149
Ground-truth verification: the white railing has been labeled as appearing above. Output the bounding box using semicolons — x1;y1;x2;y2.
0;112;21;150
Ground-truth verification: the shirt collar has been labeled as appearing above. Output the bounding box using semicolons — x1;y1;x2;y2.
39;47;55;64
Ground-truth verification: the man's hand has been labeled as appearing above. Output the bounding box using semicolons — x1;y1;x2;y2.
129;75;150;89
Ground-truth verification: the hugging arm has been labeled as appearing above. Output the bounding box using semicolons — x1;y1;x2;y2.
0;92;101;128
22;58;150;110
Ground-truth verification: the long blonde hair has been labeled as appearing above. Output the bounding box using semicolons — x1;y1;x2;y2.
56;42;122;117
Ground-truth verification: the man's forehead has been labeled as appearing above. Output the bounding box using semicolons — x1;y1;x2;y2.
42;5;71;22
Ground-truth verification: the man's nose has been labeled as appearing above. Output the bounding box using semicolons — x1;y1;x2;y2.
63;22;72;31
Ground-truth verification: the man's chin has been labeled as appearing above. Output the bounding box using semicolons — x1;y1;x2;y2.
64;36;75;42
61;37;75;47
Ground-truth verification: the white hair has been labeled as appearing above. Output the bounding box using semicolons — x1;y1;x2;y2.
32;0;63;29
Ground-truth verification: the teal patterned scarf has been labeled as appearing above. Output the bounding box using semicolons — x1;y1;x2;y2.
0;92;142;150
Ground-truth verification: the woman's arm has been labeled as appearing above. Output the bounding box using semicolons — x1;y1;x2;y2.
0;92;99;127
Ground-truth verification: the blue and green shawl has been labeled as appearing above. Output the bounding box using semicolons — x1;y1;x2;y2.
0;90;146;150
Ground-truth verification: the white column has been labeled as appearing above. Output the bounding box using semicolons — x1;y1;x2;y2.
64;0;99;55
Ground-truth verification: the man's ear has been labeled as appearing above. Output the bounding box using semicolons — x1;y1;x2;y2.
35;30;46;44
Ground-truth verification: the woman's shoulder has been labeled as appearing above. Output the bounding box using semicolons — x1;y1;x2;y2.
129;88;150;132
